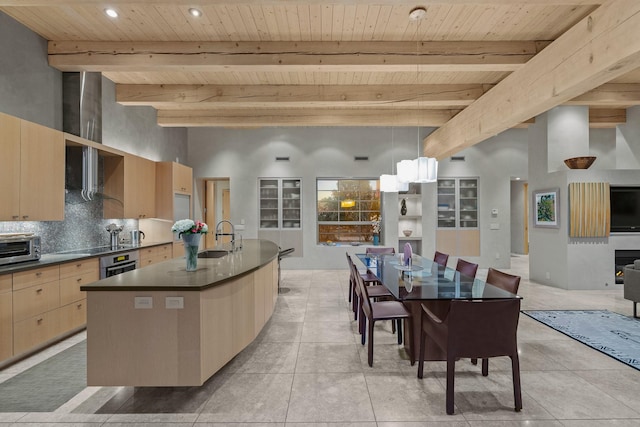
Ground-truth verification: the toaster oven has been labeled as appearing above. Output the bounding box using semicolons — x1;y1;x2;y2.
0;233;41;266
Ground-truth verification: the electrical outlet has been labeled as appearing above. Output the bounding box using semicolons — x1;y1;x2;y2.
166;296;184;309
495;252;500;259
134;296;153;309
545;272;550;280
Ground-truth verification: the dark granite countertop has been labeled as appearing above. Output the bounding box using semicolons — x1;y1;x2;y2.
80;239;279;292
0;241;173;275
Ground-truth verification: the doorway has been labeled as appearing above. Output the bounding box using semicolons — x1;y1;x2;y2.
204;179;230;248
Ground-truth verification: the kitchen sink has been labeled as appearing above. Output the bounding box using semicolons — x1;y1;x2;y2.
197;250;229;259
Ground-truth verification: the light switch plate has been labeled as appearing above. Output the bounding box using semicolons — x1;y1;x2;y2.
166;296;184;309
134;296;153;309
490;223;500;230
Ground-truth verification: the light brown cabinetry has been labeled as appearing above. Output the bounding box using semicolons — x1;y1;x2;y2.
0;112;65;221
172;241;185;258
104;154;156;219
139;244;172;268
59;259;98;332
156;162;193;221
12;265;61;355
0;275;12;361
1;260;99;363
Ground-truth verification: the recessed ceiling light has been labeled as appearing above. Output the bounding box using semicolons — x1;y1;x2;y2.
104;8;118;18
409;7;427;21
189;8;202;17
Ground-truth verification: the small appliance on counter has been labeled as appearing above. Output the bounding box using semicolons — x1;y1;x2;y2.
106;223;124;250
0;233;41;266
130;230;145;246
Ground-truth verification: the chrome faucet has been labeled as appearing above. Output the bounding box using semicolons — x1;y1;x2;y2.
215;220;238;252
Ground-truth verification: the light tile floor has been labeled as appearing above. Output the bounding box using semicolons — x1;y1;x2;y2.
1;254;640;426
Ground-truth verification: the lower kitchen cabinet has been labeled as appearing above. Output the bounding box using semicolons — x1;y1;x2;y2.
140;244;172;267
12;279;60;323
173;241;185;258
59;300;87;332
0;275;12;361
59;259;99;306
13;309;60;356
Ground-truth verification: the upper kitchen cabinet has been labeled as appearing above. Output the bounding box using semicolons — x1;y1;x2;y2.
156;162;193;221
0;113;64;221
104;154;156;219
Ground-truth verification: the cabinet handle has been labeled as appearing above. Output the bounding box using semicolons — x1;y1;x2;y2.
76;263;82;267
37;317;43;324
77;278;82;283
12;215;19;219
22;215;29;219
36;272;42;276
77;303;83;309
36;288;43;293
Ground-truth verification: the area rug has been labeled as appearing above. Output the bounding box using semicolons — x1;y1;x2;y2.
0;340;87;412
523;310;640;371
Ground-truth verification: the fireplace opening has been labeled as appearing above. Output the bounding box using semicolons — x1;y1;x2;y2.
614;250;640;284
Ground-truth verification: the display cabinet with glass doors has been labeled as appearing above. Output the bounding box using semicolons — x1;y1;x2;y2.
259;178;301;230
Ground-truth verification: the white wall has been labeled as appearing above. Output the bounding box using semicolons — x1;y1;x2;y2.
510;180;526;255
529;107;640;290
188;126;527;269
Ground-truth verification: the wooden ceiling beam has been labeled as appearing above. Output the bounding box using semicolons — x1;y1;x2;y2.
423;1;640;159
157;108;461;127
0;1;608;5
49;41;547;73
116;84;490;108
566;83;640;106
589;108;626;127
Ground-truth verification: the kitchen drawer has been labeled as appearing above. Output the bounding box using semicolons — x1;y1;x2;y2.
172;241;185;258
12;280;60;323
0;274;11;294
13;265;59;291
60;258;99;279
60;270;98;306
59;299;86;333
0;291;12;361
140;244;172;267
13;309;60;355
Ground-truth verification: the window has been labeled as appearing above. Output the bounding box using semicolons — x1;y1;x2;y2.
317;179;381;244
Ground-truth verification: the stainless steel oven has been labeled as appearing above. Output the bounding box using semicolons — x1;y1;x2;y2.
0;233;41;266
100;250;139;279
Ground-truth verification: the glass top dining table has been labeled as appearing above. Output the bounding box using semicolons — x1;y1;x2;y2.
355;252;520;301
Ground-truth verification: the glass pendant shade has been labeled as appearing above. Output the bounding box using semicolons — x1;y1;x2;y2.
415;157;438;183
396;159;417;183
380;174;408;192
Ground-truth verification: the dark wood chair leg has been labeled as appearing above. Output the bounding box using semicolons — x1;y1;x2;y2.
417;330;426;378
471;358;478;365
405;318;414;365
635;302;638;319
360;315;366;345
446;357;456;415
482;358;489;376
511;354;523;412
348;279;352;303
368;320;375;367
396;319;403;345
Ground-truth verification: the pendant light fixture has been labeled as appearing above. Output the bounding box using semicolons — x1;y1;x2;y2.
396;7;438;184
380;127;408;192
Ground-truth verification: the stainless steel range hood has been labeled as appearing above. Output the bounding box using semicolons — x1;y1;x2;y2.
63;72;102;201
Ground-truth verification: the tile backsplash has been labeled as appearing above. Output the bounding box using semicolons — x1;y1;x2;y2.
0;190;138;254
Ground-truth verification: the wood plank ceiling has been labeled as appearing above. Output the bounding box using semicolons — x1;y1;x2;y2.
2;0;640;157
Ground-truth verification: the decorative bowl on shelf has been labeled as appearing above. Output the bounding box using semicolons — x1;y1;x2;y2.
564;156;596;169
402;229;413;237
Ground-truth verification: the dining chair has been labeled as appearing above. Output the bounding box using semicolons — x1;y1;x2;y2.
433;251;449;267
365;247;396;255
471;268;522;373
346;254;392;328
417;299;522;415
356;271;412;367
455;258;478;279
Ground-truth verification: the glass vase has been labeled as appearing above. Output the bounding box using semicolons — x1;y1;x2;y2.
373;234;380;246
182;233;202;271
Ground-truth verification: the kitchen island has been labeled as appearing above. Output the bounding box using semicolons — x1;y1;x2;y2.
80;239;279;386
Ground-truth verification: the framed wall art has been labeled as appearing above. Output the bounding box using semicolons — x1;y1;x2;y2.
533;188;560;228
